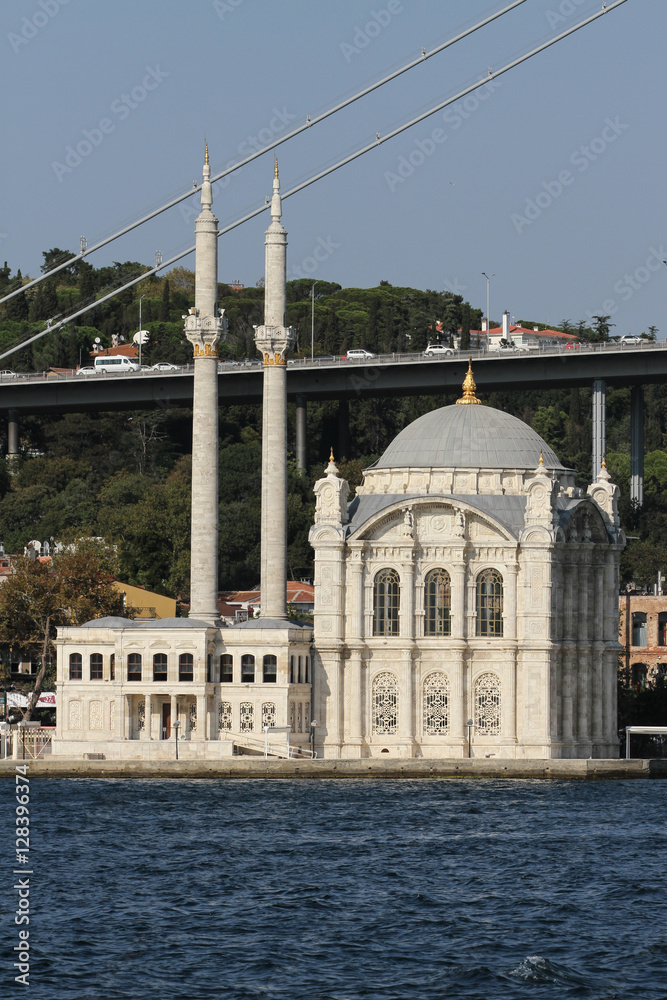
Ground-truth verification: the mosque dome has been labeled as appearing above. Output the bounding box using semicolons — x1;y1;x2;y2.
375;402;564;472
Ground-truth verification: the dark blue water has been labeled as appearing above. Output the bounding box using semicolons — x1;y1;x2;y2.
2;778;666;1000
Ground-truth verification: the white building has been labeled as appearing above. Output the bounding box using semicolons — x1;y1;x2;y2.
52;152;623;761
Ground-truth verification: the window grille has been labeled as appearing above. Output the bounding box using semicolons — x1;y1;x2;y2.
373;568;400;636
262;702;276;728
476;569;503;637
423;672;450;735
178;653;193;682
218;702;232;732
474;672;501;735
138;700;145;730
153;653;167;682
424;569;451;636
89;653;103;681
240;702;254;733
127;653;142;681
297;702;303;732
304;703;310;729
189;702;197;733
372;671;398;735
220;655;233;683
69;653;82;680
289;702;295;732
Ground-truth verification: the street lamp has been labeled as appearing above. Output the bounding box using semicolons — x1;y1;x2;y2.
481;272;495;340
466;717;474;759
310;719;318;758
138;295;145;368
173;718;180;759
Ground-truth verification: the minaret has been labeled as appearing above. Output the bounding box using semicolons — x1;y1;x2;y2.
254;161;296;619
184;146;227;623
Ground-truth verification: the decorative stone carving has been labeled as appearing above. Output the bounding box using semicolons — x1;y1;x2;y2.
69;701;82;731
90;701;103;730
312;453;349;527
587;461;621;530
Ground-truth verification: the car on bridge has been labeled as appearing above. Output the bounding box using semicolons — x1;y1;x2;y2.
619;335;644;346
0;370;20;378
151;362;180;371
344;349;376;361
76;367;97;376
423;343;454;357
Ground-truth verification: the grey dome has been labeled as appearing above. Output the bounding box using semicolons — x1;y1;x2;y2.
79;616;140;629
375;403;564;471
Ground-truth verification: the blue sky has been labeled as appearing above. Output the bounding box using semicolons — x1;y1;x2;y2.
1;0;663;336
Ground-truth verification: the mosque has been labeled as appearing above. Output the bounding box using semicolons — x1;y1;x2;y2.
52;151;624;760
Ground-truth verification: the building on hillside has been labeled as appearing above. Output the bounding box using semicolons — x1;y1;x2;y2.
52;149;624;762
619;592;667;688
112;582;177;621
461;312;577;351
218;582;314;623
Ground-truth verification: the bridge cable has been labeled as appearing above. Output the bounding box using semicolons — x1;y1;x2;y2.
0;0;529;307
0;0;629;364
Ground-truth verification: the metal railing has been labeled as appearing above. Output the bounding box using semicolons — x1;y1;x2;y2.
230;732;315;759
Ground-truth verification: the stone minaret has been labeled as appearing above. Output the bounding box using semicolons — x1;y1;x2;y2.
254;162;296;619
184;146;227;624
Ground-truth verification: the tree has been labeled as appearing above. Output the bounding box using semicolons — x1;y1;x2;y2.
160;279;171;320
0;540;130;720
460;303;471;351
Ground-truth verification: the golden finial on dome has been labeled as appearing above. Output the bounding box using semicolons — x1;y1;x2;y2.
205;143;209;166
274;157;279;179
601;454;606;469
329;446;335;463
456;358;481;405
539;449;544;465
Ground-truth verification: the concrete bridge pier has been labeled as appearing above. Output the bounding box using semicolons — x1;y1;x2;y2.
630;384;644;506
7;409;19;461
296;394;307;471
592;379;606;481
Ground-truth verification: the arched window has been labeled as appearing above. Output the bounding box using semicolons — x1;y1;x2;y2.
110;653;115;681
220;655;233;683
289;656;295;684
263;655;277;683
89;653;103;680
241;655;255;683
423;672;450;735
69;653;82;680
373;569;400;636
127;653;142;681
178;654;193;682
424;569;451;636
372;671;398;735
305;656;310;683
262;702;276;728
206;654;212;683
153;653;168;682
476;569;503;636
298;656;303;683
240;702;254;732
474;672;501;735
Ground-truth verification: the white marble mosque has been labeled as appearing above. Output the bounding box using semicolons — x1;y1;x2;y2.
53;150;624;760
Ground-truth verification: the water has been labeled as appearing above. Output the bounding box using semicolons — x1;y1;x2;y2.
2;778;667;1000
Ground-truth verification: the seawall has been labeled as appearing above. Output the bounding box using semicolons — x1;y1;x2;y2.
1;757;665;779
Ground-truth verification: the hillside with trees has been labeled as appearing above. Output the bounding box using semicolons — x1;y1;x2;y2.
0;252;665;598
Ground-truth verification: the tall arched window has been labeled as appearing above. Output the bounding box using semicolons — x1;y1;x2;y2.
423;672;450;735
69;653;82;680
178;654;193;682
476;569;503;636
424;569;451;636
220;655;233;683
127;653;142;681
263;655;277;683
241;655;255;683
153;654;168;682
89;653;103;680
474;672;501;735
372;671;398;735
373;569;400;636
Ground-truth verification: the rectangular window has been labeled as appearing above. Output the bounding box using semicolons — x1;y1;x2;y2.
179;654;194;682
241;655;255;683
90;654;103;681
127;654;142;682
153;654;168;682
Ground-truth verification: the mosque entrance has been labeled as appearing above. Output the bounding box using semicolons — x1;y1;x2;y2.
162;703;171;739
